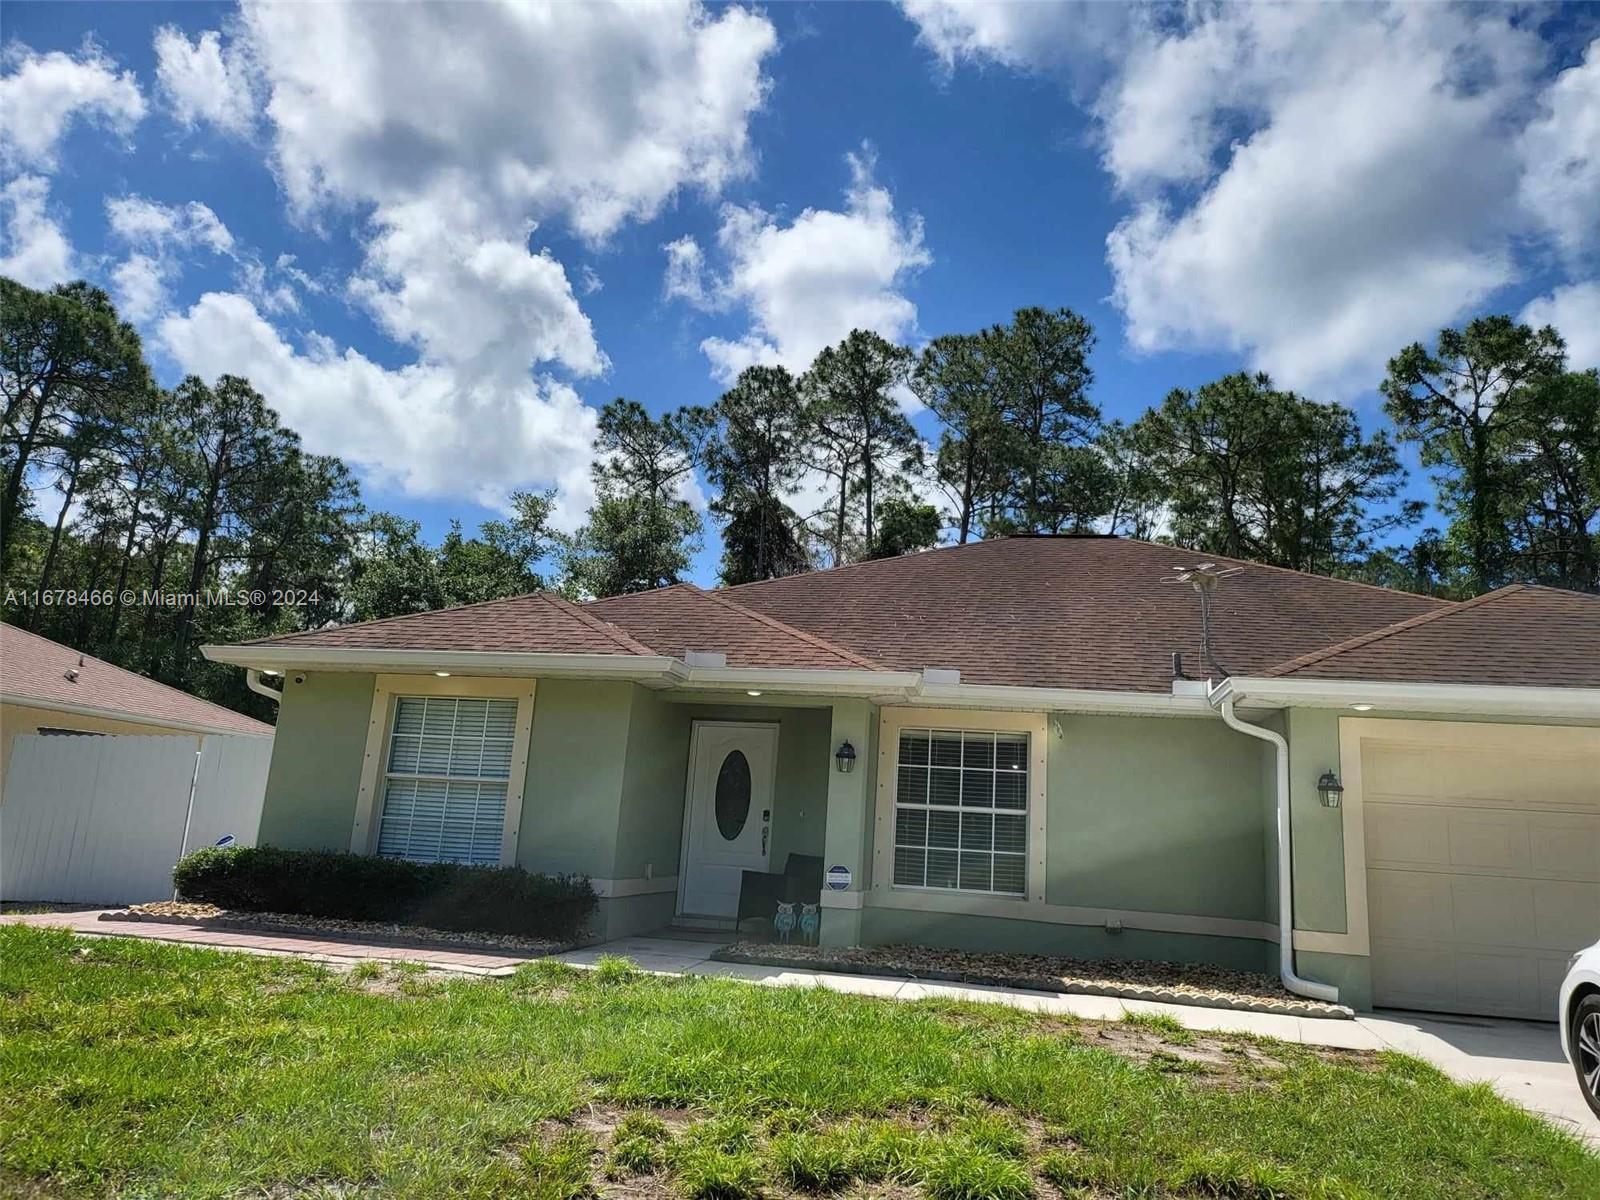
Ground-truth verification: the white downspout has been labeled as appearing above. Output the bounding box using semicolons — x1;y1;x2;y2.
1212;684;1340;1004
246;669;283;706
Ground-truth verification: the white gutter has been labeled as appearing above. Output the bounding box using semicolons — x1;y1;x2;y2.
1209;678;1339;1004
245;669;284;707
1225;676;1600;720
203;641;1227;716
202;645;681;681
919;680;1213;717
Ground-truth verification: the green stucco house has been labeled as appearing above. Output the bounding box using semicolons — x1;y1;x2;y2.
206;535;1600;1019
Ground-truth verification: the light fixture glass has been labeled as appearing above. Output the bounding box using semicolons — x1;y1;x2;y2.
434;671;452;677
1316;770;1345;808
835;740;857;773
1350;703;1374;711
746;690;763;697
260;669;282;677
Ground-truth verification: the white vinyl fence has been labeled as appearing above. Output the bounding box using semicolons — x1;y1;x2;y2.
1;732;272;905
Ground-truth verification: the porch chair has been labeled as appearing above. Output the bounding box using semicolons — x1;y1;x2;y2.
736;853;824;930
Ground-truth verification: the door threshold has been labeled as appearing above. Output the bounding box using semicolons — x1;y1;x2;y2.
672;915;738;932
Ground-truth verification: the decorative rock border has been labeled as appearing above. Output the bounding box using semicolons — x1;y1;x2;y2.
97;909;574;959
710;945;1354;1019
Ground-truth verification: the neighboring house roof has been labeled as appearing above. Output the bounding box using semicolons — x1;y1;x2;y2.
1264;584;1600;689
720;535;1448;692
242;591;658;656
0;623;273;736
589;584;883;670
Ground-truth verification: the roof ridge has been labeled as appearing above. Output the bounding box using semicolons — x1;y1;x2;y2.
1;622;271;730
239;589;552;645
684;584;885;670
721;538;991;595
536;593;663;656
1262;586;1523;678
1119;537;1457;607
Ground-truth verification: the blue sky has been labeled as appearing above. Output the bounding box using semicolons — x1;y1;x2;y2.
2;2;1596;585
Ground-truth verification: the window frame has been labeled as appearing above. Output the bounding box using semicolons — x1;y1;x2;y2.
351;674;536;867
873;707;1048;904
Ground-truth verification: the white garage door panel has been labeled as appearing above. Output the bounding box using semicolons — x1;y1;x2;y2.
1360;724;1600;1021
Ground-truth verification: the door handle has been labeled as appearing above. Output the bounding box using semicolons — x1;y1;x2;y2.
762;826;769;855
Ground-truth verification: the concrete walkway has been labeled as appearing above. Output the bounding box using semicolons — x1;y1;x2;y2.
7;911;1596;1146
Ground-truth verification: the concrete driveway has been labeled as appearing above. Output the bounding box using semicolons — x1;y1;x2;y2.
1355;1009;1597;1146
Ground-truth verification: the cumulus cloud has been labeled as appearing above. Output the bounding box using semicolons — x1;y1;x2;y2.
1517;38;1600;264
104;195;238;321
239;0;775;241
0;41;145;171
1521;282;1600;371
901;2;1585;397
153;26;259;136
347;179;603;379
141;1;778;515
675;150;931;383
0;175;76;288
157;292;600;527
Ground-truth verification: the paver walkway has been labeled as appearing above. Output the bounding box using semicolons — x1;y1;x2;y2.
6;909;1596;1145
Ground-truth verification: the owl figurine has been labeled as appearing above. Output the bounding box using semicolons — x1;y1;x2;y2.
799;903;820;946
774;901;796;943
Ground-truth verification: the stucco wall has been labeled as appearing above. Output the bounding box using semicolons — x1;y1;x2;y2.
255;673;375;850
518;678;634;878
1046;713;1271;921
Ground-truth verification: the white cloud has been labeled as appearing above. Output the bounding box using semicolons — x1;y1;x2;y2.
157;292;600;527
0;175;75;288
153;26;258;136
0;41;145;171
1521;282;1600;371
681;150;931;383
662;234;717;309
898;0;1131;79
901;3;1583;398
1518;38;1600;264
104;195;239;321
149;1;779;513
347;179;603;379
239;0;775;241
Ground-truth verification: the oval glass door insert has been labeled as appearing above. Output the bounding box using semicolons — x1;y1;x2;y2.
714;750;752;841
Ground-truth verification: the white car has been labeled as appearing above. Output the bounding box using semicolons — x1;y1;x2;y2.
1561;938;1600;1120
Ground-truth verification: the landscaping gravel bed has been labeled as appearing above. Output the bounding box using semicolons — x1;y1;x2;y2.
104;901;569;955
713;941;1353;1018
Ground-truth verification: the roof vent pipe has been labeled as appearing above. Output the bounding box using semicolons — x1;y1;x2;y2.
1212;686;1340;1005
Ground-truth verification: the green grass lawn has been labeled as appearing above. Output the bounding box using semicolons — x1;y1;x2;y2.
2;926;1596;1200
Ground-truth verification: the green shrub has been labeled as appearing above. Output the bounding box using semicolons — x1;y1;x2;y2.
172;845;597;942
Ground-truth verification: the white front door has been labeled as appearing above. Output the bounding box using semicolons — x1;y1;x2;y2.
679;722;778;918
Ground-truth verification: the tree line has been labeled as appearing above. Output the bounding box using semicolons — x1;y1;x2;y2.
3;275;1596;716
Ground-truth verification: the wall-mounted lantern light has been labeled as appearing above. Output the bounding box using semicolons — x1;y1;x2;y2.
1317;771;1345;808
835;740;857;773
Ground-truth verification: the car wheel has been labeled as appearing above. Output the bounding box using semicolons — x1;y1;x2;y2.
1573;994;1600;1121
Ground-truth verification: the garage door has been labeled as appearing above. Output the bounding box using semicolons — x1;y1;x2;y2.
1361;722;1600;1020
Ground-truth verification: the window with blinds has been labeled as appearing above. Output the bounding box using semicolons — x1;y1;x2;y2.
893;728;1028;896
376;695;517;866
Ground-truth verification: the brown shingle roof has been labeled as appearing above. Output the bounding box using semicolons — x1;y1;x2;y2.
1;623;272;735
244;592;657;656
722;536;1450;692
589;584;882;670
1264;584;1600;688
